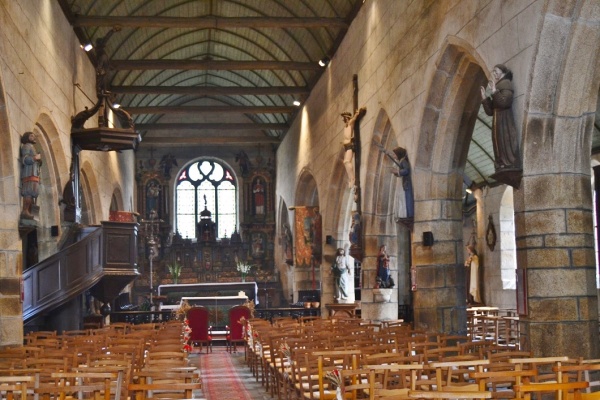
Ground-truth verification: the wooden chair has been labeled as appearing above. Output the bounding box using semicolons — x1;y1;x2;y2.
129;370;201;400
77;359;132;400
470;368;538;399
365;363;424;398
0;376;35;400
513;381;589;400
553;361;600;399
509;356;573;383
186;306;213;353
226;304;251;353
314;350;361;400
429;359;490;393
34;372;112;400
408;389;492;399
339;368;376;400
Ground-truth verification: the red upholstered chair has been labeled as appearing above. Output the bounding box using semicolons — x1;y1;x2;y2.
226;305;251;353
187;306;212;353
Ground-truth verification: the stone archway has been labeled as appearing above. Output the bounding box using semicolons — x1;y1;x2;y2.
32;117;68;260
360;108;409;322
276;197;293;304
411;37;488;333
81;161;101;224
292;169;320;303
514;0;600;358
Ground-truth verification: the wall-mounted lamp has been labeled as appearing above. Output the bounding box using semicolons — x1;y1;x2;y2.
423;231;434;246
318;57;330;67
293;100;301;106
81;43;93;52
112;103;121;109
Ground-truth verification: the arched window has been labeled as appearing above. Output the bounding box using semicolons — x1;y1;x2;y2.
176;159;237;239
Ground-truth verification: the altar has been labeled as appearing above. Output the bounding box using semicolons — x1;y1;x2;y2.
157;282;259;305
160;295;249;327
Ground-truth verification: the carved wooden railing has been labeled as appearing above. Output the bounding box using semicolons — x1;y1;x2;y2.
22;221;139;322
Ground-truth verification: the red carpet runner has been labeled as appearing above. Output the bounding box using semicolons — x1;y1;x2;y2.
196;348;254;400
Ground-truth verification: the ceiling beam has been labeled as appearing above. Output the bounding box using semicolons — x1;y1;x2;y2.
135;123;288;131
72;16;348;29
110;60;321;71
112;85;309;95
141;136;281;145
126;106;296;114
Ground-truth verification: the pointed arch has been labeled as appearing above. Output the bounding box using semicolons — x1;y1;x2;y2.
81;160;101;224
174;157;239;239
295;168;319;207
32;114;68;259
410;37;489;333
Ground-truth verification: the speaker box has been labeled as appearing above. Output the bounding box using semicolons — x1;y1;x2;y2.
423;231;434;246
325;235;333;244
51;225;60;237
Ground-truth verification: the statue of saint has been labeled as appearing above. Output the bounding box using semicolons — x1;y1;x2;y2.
253;178;265;215
20;132;42;220
331;248;351;301
392;147;414;219
94;26;121;96
480;64;521;173
465;245;482;304
376;245;395;288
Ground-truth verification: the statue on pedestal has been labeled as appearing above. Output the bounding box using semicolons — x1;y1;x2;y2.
331;248;351;301
20;132;42;220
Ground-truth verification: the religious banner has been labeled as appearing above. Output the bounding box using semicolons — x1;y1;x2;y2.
293;206;322;269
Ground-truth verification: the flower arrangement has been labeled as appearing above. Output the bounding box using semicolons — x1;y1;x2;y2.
279;342;292;380
236;260;253;282
174;299;191;320
279;342;291;361
242;300;255;318
167;261;183;284
325;368;345;400
182;318;192;353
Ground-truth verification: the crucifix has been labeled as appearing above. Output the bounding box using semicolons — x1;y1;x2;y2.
344;74;366;260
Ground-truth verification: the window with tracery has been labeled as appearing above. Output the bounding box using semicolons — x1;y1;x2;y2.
176;159;237;239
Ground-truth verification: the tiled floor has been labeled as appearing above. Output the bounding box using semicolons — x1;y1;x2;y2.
189;345;273;400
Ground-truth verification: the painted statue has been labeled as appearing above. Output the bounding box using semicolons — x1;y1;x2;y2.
20;132;42;220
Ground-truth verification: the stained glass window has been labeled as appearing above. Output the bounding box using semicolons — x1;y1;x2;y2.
176;159;237;239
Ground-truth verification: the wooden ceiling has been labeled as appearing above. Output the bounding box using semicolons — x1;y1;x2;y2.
58;0;364;148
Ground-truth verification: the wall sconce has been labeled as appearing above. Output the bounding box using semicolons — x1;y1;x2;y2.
423;231;434;246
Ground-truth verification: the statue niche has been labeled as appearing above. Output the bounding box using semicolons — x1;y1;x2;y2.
136;157;169;221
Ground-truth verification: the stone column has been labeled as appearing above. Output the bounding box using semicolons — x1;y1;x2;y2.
0;248;24;345
514;0;600;358
515;160;599;358
412;196;466;334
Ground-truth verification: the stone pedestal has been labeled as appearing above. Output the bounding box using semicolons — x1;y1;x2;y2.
373;288;393;302
325;303;358;318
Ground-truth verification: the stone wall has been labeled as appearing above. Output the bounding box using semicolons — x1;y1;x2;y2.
276;0;543;326
0;1;135;345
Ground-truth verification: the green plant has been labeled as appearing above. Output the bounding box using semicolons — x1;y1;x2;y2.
167;262;183;284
